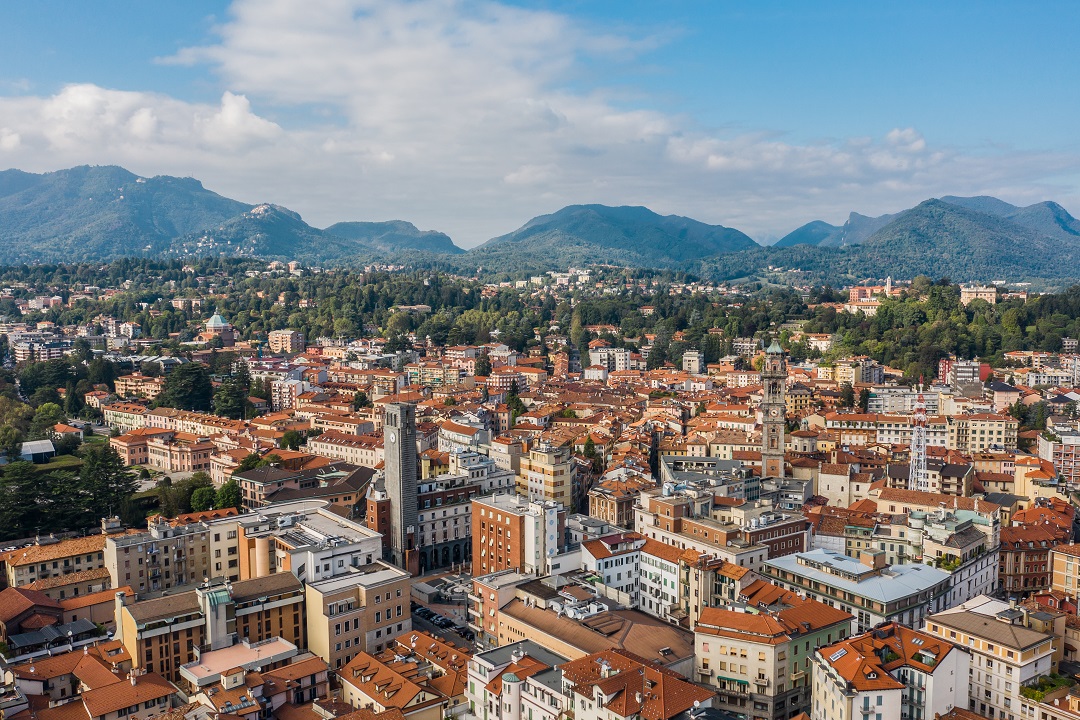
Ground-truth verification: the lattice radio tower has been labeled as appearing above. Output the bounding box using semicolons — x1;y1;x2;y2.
908;376;928;492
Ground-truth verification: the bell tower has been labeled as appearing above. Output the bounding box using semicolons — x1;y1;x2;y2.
761;339;787;478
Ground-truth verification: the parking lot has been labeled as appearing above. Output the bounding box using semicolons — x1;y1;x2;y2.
410;600;475;646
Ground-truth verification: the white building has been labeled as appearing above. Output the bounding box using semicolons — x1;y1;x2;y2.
813;622;969;720
580;532;644;603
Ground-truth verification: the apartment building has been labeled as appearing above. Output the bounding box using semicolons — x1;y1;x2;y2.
1049;543;1080;598
633;485;769;573
103;402;150;434
145;407;247;437
559;648;716;720
268;329;305;354
765;549;951;633
812;623;968;720
1037;430;1080;488
639;538;683;621
999;525;1058;598
234;462;371;510
471;493;566;577
105;513;242;593
695;595;853;720
588;473;655;529
307;430;385;467
304;560;412;669
824;412;949;449
515;442;577;509
868;488;1002;548
1;534;109;589
466;641;568;720
114;574;305;684
413;450;515;572
926;596;1057;720
580;533;644;602
947;414;1018;453
235;500;384;583
114;373;165;400
339;650;448;720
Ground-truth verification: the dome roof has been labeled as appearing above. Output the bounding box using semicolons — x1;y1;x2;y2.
206;314;229;329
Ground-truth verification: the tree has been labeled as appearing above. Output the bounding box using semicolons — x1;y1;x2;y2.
30;386;61;408
475;352;492;377
236;452;265;474
190;486;217;512
78;444;138;520
29;402;65;439
154;363;213;411
54;433;82;456
0;461;47;537
351;391;371;411
840;382;855;409
506;391;526;426
72;338;93;363
280;430;303;451
213;377;249;419
217;479;242;510
0;425;22;458
857;388;871;413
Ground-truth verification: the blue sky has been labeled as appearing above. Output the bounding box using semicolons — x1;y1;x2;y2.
1;1;1078;246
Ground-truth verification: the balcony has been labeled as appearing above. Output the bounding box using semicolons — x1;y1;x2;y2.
697;668;713;677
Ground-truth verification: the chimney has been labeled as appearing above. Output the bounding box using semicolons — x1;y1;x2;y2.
860;549;886;571
129;672;137;686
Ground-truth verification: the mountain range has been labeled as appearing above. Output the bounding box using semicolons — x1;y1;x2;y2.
1;165;1079;283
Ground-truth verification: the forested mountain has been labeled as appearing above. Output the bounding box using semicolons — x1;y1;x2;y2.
0;166;465;264
773;210;897;248
467;204;757;270
0;165;251;261
2;165;1080;283
323;221;463;255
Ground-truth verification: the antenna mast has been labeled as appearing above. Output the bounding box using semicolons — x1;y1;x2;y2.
908;376;927;492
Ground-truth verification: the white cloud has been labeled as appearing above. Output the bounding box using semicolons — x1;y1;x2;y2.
1;0;1078;246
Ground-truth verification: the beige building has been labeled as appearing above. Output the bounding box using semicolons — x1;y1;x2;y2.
115;573;306;684
1;534;110;589
105;512;242;594
947;413;1018;453
925;595;1057;720
960;285;997;306
304;561;412;669
102;402;150;434
307;430;384;467
114;373;165;400
515;442;576;509
268;329;305;354
1050;543;1080;597
695;594;853;720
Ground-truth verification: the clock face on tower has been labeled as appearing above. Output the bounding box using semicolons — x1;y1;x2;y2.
387;430;397;443
770;407;781;417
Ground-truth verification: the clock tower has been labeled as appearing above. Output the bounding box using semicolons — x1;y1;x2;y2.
761;339;787;478
384;402;419;574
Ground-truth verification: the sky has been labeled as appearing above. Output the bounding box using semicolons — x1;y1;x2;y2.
1;0;1078;247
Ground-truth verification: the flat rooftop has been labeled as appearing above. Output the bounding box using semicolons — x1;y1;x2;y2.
765;549;951;604
307;563;409;592
180;637;297;686
475;639;567;668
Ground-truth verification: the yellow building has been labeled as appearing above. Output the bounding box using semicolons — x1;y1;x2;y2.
514;442;575;508
304;561;412;669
